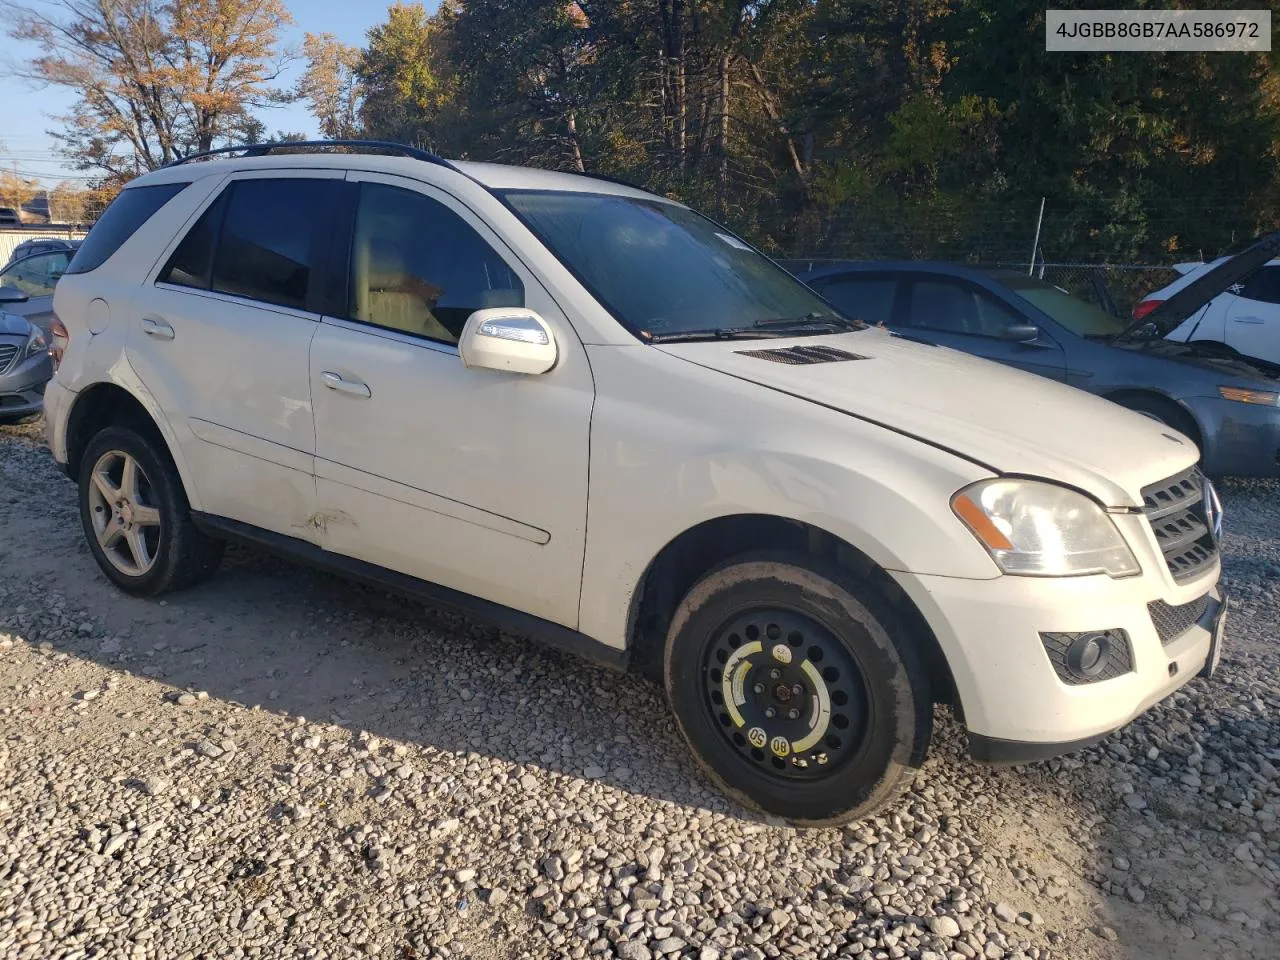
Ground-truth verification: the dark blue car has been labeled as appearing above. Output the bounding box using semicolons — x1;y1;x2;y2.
791;258;1280;477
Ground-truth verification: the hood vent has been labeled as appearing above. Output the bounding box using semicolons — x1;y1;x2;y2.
736;345;868;365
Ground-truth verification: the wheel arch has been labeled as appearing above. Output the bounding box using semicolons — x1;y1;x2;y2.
625;513;958;707
1103;388;1204;449
64;381;200;509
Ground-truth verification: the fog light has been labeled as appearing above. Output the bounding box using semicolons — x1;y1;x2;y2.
1039;629;1132;685
1066;633;1109;678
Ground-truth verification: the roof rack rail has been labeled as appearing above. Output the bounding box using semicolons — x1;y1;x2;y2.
565;168;648;192
165;139;457;169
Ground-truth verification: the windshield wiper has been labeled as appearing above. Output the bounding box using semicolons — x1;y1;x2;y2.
753;313;864;332
644;327;797;343
645;314;863;343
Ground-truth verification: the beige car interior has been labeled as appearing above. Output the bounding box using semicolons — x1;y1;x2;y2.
352;221;457;344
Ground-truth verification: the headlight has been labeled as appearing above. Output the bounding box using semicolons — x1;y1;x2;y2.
952;479;1140;578
1219;386;1280;407
24;328;47;358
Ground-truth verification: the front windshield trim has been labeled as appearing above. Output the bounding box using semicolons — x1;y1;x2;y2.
494;187;850;343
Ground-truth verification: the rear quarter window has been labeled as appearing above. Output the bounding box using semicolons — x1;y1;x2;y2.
66;182;189;275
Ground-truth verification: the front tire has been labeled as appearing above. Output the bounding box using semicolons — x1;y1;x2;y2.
664;554;932;826
78;426;224;596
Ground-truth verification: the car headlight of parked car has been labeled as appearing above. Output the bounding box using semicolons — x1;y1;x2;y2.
1219;385;1280;407
24;328;47;359
951;479;1141;578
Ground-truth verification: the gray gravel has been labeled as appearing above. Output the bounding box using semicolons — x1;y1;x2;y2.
1;415;1278;960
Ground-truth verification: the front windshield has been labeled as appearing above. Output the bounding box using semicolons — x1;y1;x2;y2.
502;190;846;338
1000;276;1126;337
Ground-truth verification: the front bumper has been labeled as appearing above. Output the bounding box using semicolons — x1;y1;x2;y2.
892;566;1223;757
0;350;53;418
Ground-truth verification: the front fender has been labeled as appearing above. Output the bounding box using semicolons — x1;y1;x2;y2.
576;345;997;650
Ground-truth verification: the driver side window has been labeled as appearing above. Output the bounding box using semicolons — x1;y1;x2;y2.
905;279;1024;338
346;183;524;345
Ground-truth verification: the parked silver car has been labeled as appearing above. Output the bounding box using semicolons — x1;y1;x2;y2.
0;289;54;422
0;245;76;334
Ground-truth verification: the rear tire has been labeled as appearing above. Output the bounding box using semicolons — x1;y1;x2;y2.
663;554;932;826
78;426;223;596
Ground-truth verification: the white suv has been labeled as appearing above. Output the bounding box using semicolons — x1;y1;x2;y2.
44;142;1226;824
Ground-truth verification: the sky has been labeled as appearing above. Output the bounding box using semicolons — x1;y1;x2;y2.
0;0;429;186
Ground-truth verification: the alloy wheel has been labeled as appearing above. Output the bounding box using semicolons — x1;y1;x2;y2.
86;449;163;577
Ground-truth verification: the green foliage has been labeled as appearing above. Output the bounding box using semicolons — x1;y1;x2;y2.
297;0;1280;263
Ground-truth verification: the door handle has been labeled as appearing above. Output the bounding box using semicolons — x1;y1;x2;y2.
141;317;175;340
1232;316;1266;324
320;371;371;399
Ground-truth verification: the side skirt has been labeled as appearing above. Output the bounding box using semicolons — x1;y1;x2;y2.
191;512;629;673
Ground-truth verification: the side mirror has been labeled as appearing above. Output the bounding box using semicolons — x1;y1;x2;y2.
459;308;558;375
0;285;29;304
1001;323;1040;342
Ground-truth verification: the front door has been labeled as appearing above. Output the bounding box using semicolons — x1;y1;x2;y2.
132;171;343;539
309;172;594;628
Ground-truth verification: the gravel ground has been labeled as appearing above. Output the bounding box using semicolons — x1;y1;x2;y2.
1;415;1278;960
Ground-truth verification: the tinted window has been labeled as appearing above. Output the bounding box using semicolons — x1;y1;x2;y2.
904;279;1027;337
502;190;841;338
347;182;523;343
211;179;329;310
66;183;187;274
1239;266;1280;305
0;250;72;297
814;276;898;324
159;194;227;289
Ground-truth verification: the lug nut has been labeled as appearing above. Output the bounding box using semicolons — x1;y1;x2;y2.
788;709;799;720
792;684;803;696
765;707;776;719
769;669;780;680
752;683;764;695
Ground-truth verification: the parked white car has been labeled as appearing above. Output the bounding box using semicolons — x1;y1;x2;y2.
1138;257;1280;366
44;142;1226;824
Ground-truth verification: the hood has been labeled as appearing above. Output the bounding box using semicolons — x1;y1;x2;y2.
658;328;1198;508
1117;231;1280;339
0;311;33;338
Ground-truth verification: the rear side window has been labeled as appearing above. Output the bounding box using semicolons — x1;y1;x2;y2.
1239;266;1280;305
210;179;329;310
159;194;227;289
66;183;188;274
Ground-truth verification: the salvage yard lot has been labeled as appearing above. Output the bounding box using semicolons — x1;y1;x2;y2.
1;416;1277;960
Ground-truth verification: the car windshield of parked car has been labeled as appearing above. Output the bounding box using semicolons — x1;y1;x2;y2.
502;190;849;339
999;276;1127;337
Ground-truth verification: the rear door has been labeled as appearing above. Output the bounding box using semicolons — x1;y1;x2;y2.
1221;265;1280;364
132;171;343;539
896;274;1068;381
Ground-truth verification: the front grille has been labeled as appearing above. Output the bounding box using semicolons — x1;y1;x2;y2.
1141;467;1219;583
736;345;867;364
0;343;17;374
1148;595;1210;646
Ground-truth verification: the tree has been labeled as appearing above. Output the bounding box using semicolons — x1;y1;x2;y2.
0;169;39;212
298;32;363;139
5;0;295;177
358;2;447;147
48;180;120;223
